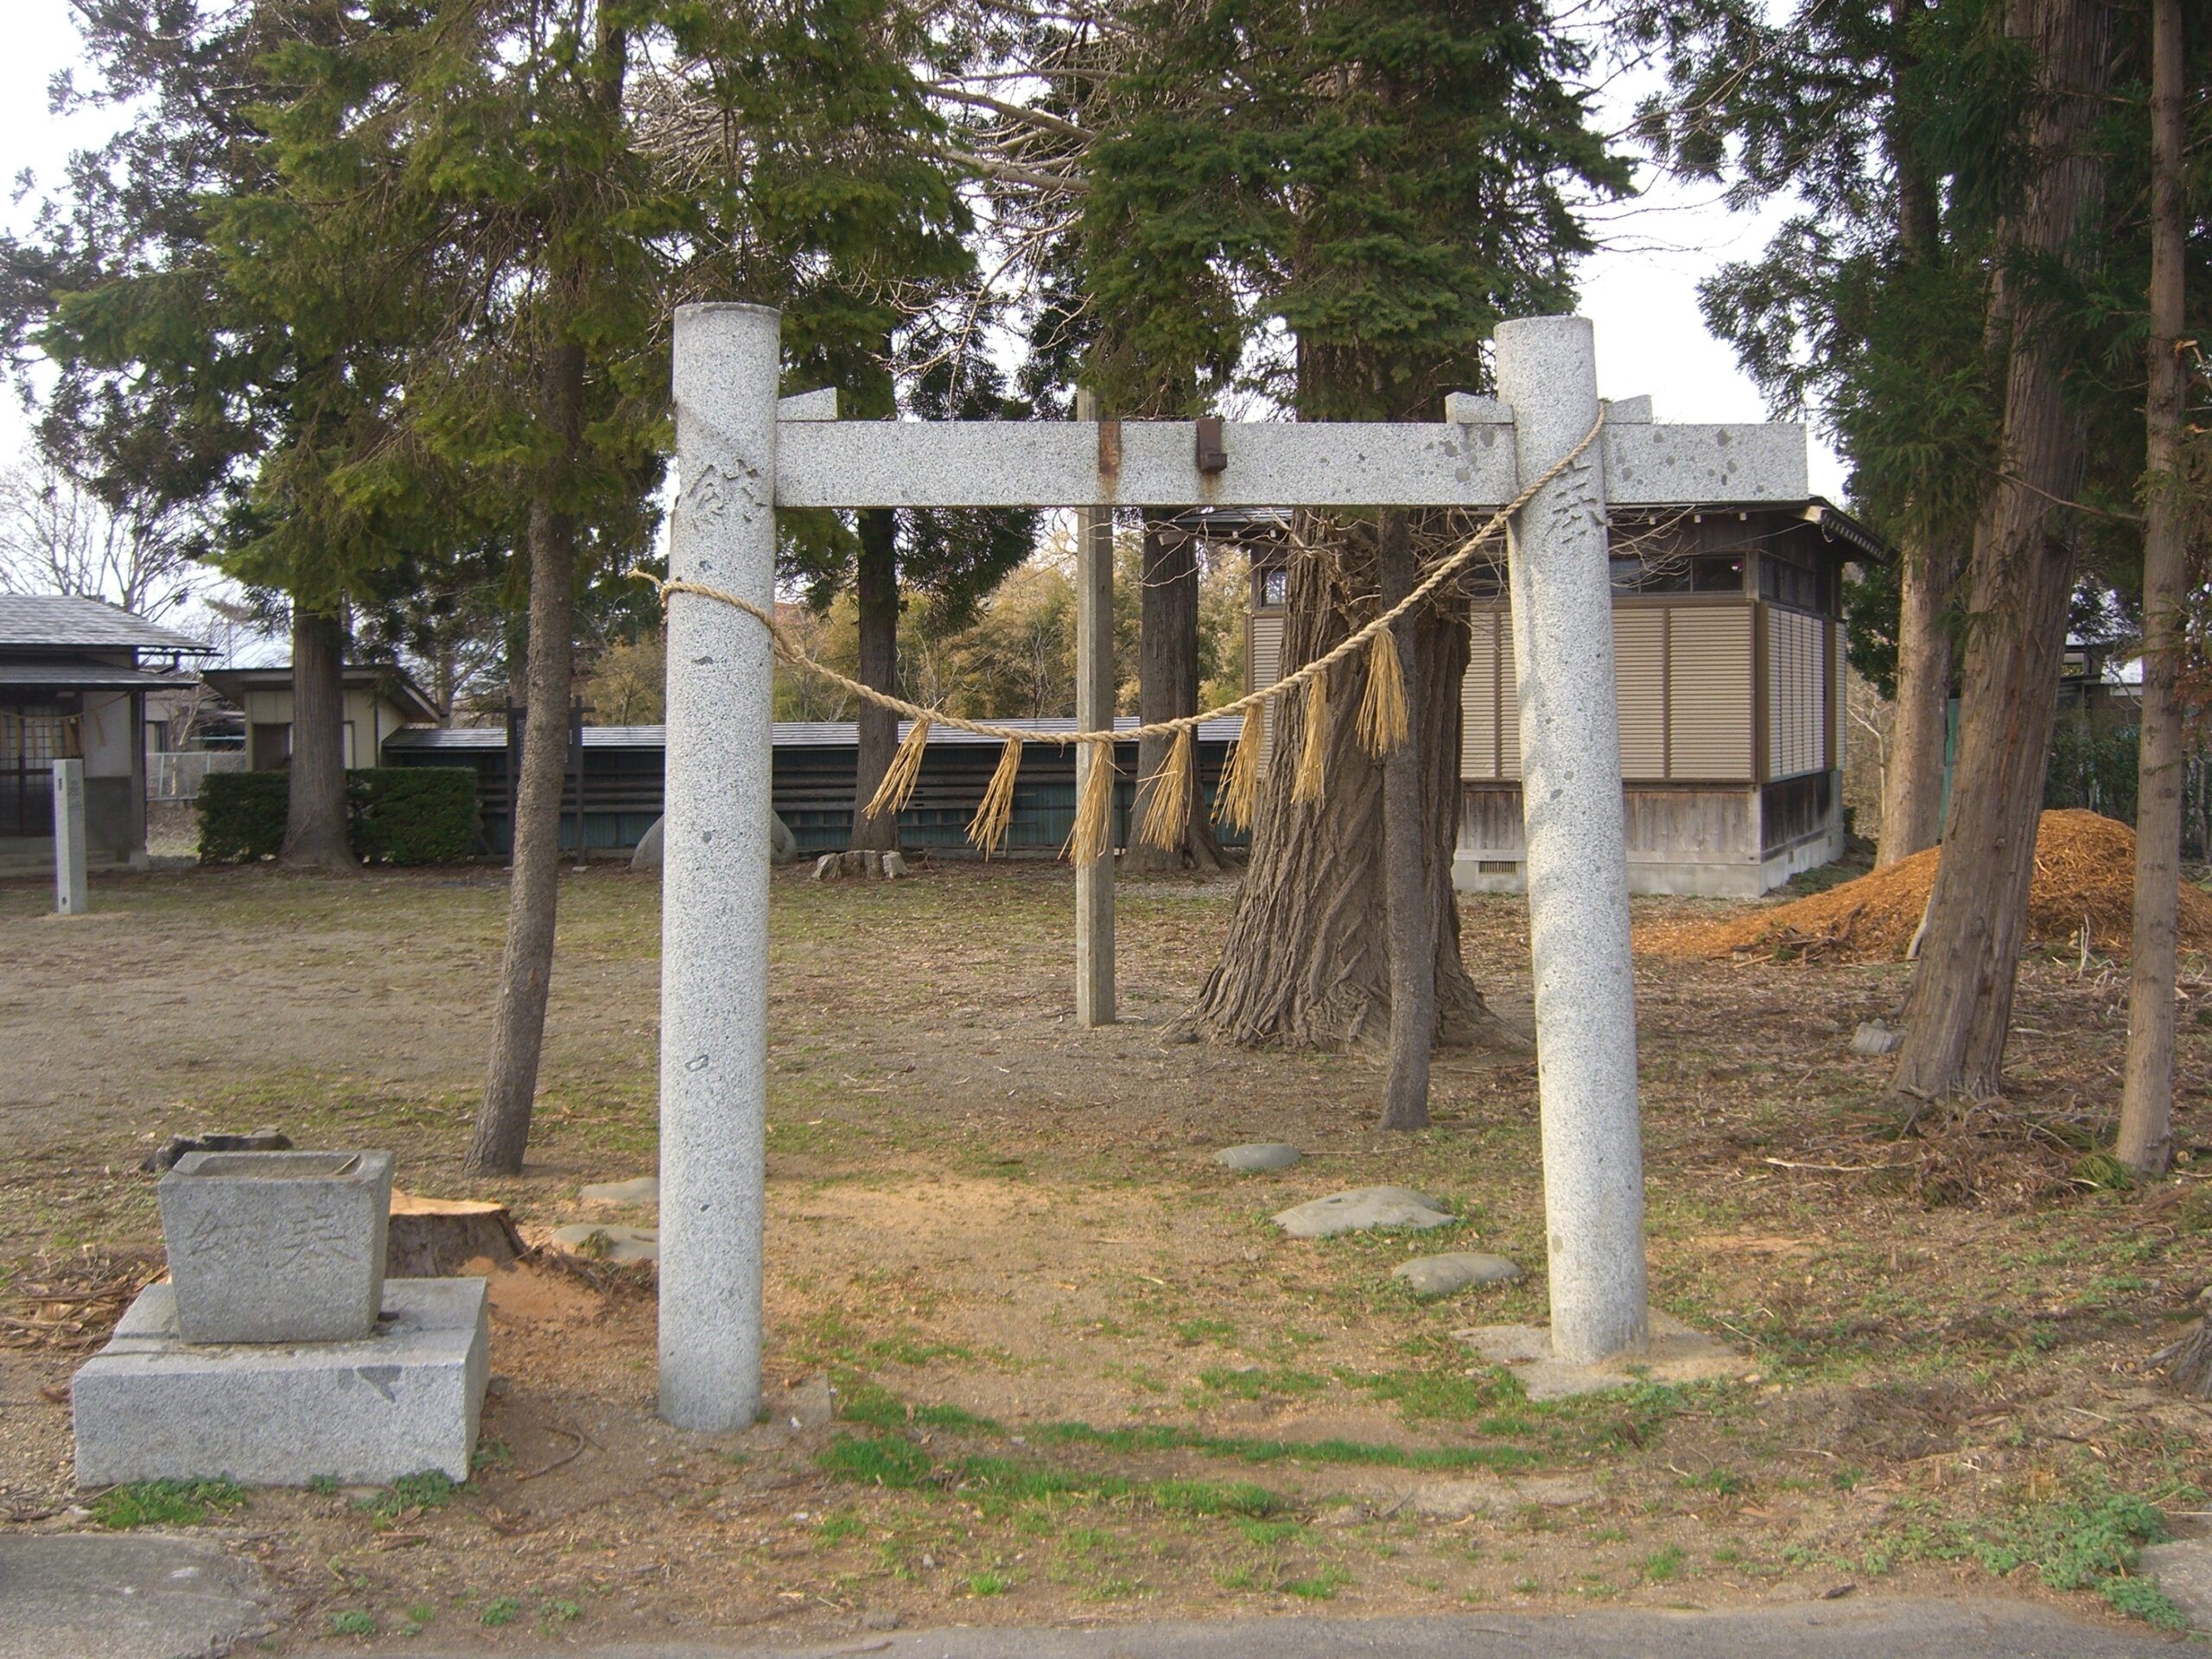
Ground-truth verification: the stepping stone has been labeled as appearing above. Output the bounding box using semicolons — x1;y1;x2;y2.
1403;1473;1597;1520
579;1176;660;1207
1392;1251;1522;1299
0;1535;273;1659
1272;1186;1458;1239
2139;1539;2212;1626
551;1223;659;1264
1214;1142;1300;1173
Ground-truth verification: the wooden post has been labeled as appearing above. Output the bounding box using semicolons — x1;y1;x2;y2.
1074;388;1116;1027
569;696;587;871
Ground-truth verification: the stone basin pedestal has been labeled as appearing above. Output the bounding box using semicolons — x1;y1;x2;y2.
74;1148;487;1489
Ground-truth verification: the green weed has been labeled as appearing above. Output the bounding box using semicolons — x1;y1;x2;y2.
1971;1489;2184;1627
89;1479;245;1529
325;1610;376;1637
817;1434;936;1489
1195;1366;1326;1402
1173;1319;1236;1344
1286;1565;1351;1601
357;1470;459;1518
1350;1365;1519;1422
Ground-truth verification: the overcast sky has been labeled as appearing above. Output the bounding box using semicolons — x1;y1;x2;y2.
0;1;1848;503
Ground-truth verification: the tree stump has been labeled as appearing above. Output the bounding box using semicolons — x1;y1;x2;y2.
385;1191;525;1278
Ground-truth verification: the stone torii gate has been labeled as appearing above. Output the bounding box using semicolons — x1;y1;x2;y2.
656;302;1809;1433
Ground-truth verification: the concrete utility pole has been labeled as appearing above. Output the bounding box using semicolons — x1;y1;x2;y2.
52;758;87;916
658;302;779;1432
1073;389;1116;1027
1492;316;1649;1367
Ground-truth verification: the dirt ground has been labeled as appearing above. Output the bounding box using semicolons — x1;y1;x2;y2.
3;859;2212;1649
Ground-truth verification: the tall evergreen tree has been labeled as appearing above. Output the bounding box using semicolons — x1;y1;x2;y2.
1632;0;2006;870
1643;0;2208;1101
1068;0;1623;1067
235;0;992;1170
0;1;429;868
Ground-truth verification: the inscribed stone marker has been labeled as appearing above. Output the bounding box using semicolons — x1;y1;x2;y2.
51;757;86;915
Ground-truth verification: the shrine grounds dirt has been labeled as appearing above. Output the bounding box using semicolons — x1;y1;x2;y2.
5;860;2212;1649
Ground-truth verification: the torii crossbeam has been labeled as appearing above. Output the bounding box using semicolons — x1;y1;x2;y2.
655;303;1809;1432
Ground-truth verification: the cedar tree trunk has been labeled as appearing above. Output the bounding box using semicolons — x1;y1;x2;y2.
1127;511;1223;872
467;337;585;1176
850;508;901;853
1876;10;1954;872
1878;538;1954;866
280;607;353;869
1377;513;1435;1127
1180;518;1520;1052
1890;0;2114;1101
2116;0;2186;1174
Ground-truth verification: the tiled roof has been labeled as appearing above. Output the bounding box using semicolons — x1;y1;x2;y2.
0;594;210;652
0;659;200;691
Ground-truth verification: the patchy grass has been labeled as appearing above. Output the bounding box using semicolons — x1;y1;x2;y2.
9;864;2212;1643
89;1478;245;1529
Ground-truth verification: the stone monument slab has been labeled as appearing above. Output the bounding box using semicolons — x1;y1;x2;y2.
158;1149;392;1344
73;1277;487;1487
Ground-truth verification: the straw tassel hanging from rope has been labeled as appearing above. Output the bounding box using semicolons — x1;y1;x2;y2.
1135;724;1195;851
967;736;1023;856
1292;668;1330;804
1356;623;1409;757
1213;702;1263;834
1066;737;1116;865
863;715;933;823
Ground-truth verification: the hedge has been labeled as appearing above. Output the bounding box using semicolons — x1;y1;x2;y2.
198;767;479;865
352;768;478;864
197;771;291;863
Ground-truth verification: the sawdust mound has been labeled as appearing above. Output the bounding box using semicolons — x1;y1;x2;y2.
1639;810;2212;963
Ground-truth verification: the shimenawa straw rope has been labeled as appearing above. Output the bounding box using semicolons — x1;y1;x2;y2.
637;410;1603;857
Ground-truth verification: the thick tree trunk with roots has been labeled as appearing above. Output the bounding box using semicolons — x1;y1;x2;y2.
2116;0;2186;1176
1890;0;2113;1102
280;607;353;869
1128;512;1224;872
850;509;901;854
1180;519;1521;1052
467;338;584;1177
1877;535;1953;868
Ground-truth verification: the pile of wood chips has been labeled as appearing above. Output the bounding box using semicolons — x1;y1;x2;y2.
1638;810;2212;964
0;1249;165;1353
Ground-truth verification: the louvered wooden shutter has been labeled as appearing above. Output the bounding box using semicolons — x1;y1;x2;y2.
1248;612;1285;772
1612;610;1666;779
1666;607;1754;780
